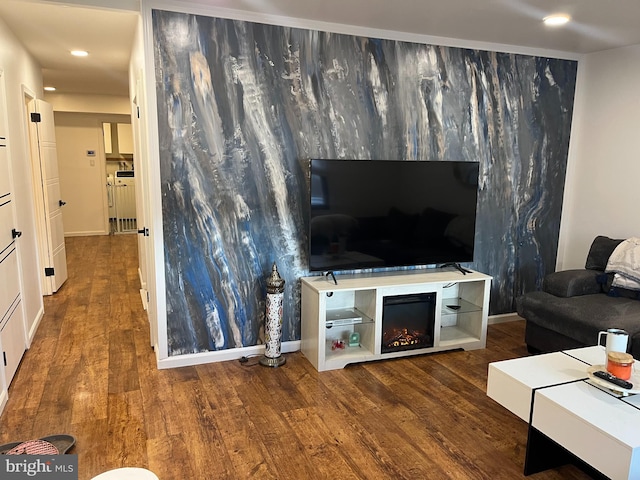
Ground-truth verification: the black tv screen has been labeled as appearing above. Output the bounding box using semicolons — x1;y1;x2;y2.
308;159;479;272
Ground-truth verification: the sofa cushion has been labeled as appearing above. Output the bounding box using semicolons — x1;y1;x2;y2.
585;236;623;271
517;291;640;348
543;269;602;297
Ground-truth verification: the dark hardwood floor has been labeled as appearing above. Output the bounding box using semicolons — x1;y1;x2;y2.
0;235;593;479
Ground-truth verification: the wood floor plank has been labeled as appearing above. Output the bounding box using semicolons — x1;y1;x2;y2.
366;357;527;477
108;329;139;394
195;362;245;411
52;313;90;367
8;336;57;410
361;362;491;478
147;434;197;479
138;367;200;440
105;391;147;468
72;418;109;480
326;368;468;479
0;235;594;480
0;406;38;443
71;356;108;425
208;403;278;479
284;407;362;480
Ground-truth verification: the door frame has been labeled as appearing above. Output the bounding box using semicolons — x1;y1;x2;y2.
133;70;156;347
22;89;53;296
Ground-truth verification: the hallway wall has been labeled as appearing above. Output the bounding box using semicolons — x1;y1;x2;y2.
0;15;44;338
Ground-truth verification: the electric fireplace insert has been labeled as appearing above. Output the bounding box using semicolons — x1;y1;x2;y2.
381;292;436;354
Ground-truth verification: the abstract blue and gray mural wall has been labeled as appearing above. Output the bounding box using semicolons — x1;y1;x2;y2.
152;10;577;356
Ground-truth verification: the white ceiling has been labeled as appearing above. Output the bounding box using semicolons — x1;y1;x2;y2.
1;0;640;97
0;0;139;96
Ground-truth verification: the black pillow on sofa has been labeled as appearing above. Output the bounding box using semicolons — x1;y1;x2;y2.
609;286;640;300
597;273;640;300
597;272;615;293
585;236;624;271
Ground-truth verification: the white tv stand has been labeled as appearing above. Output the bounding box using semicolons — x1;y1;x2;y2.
300;268;492;371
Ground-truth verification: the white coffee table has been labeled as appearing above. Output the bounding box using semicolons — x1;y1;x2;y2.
487;346;640;479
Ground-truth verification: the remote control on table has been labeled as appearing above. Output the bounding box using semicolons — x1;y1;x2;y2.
593;370;633;390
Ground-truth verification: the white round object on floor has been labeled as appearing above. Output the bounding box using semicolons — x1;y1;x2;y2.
91;467;159;480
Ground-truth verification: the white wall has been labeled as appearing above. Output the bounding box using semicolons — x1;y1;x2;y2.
557;44;640;270
54;112;131;236
44;93;131;115
0;16;44;337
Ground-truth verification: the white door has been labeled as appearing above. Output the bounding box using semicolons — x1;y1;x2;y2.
27;99;68;294
0;71;26;387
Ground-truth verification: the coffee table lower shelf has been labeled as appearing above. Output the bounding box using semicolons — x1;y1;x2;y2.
524;426;605;478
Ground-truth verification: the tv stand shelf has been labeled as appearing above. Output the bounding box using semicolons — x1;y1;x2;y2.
300;268;492;371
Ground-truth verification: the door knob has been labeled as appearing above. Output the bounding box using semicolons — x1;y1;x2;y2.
12;229;22;239
59;200;67;206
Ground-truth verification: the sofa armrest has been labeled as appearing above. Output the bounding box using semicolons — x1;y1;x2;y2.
543;269;602;297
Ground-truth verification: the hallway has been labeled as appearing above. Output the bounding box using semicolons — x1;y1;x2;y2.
0;234;153;478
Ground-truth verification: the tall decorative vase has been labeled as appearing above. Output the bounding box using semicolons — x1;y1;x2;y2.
260;262;286;367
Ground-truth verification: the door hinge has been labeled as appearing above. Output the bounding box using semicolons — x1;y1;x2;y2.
3;352;6;367
30;112;41;123
147;291;150;303
137;106;140;119
45;267;55;276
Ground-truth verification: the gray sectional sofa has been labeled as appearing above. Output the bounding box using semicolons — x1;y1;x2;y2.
517;236;640;359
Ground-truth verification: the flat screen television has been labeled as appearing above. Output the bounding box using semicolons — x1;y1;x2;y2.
308;159;479;272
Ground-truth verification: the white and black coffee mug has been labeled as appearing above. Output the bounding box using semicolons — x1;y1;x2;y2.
598;328;629;355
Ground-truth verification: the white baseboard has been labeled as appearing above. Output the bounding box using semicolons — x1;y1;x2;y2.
488;312;522;325
25;305;45;348
138;267;146;291
157;340;301;369
139;288;148;311
63;230;109;237
153;313;521;370
0;387;7;417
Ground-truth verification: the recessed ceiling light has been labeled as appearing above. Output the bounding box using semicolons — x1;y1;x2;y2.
70;50;89;57
543;14;571;26
44;86;56;91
